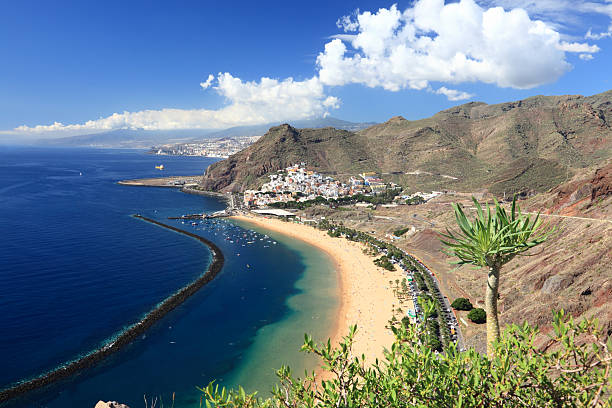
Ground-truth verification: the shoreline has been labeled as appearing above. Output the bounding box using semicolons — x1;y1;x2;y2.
0;216;225;404
230;214;404;372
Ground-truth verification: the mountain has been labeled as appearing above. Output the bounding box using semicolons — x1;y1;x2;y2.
201;90;612;194
190;117;375;140
36;129;214;148
34;117;375;148
201;125;376;191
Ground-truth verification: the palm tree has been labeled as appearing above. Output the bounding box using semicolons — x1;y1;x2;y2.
440;196;550;356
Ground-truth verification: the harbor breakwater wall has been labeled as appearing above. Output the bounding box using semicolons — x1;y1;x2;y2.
0;215;224;404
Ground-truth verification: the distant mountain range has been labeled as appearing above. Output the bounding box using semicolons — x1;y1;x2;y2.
34;117;376;148
201;90;612;196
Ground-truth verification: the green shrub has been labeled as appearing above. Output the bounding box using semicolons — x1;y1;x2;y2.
393;227;410;237
468;307;487;324
428;334;442;352
451;297;473;311
373;256;395;271
200;311;611;407
413;272;428;292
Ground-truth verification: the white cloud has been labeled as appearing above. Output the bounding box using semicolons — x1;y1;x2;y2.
481;1;612;22
435;87;475;101
8;0;605;136
481;1;612;39
199;74;214;90
317;0;596;93
586;25;612;39
557;41;600;52
13;74;338;134
336;10;360;32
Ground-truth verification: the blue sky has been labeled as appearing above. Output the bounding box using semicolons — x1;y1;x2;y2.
1;0;612;138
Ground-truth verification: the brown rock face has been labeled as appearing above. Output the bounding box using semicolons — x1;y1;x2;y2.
590;163;612;202
539;162;612;216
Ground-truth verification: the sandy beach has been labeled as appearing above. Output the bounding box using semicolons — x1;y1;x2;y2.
230;214;406;368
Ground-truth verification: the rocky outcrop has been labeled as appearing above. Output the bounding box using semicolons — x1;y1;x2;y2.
95;401;130;408
589;163;612;203
536;162;612;217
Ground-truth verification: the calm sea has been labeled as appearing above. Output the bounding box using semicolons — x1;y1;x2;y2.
0;147;337;408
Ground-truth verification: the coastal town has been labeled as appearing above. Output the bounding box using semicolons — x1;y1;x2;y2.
242;163;444;208
150;135;260;158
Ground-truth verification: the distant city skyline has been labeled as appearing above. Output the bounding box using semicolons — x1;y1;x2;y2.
1;0;611;140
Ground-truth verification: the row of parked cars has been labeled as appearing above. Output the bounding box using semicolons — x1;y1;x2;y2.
376;245;462;349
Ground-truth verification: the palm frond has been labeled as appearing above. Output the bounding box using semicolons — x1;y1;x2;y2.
441;195;551;269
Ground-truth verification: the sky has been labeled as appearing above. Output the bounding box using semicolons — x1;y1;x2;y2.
1;0;612;139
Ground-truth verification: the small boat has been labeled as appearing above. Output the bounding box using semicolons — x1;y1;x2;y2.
155;164;164;170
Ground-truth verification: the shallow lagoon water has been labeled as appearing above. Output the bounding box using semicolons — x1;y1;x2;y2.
0;147;338;407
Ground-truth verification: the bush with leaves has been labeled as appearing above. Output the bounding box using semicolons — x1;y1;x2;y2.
199;309;611;407
373;256;395;271
468;307;487;324
451;297;474;311
413;271;428;292
393;227;410;237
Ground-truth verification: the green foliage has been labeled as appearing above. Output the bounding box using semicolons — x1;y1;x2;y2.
327;229;341;238
440;196;551;268
199;311;612;407
468;308;487;324
451;297;473;311
393;227;410;237
373;256;395;271
405;195;425;205
413;271;428;292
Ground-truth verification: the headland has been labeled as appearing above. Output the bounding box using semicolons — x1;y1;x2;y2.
117;175;202;187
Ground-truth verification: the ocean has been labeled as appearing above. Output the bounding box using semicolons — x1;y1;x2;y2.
0;147;338;407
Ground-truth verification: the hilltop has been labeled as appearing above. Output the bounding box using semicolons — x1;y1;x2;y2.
201;90;612;195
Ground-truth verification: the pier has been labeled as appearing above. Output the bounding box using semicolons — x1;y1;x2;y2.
167;210;231;220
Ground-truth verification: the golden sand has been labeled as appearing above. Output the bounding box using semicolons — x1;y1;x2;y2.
230;214;405;366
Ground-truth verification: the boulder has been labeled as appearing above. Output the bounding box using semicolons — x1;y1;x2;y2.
94;401;130;408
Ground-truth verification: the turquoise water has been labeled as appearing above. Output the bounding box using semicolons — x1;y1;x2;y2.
227;220;339;393
0;147;338;407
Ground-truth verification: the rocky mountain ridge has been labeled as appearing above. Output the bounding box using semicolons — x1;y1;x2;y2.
201;90;612;195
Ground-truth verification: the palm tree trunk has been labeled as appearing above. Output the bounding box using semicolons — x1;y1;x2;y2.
485;264;500;357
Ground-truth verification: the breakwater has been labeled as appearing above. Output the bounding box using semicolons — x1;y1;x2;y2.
0;215;224;404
